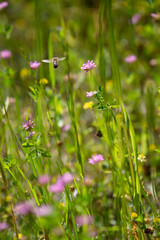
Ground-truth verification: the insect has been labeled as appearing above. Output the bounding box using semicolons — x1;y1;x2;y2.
96;130;103;138
42;56;65;68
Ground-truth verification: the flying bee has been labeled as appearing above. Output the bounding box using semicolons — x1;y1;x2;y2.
42;56;65;68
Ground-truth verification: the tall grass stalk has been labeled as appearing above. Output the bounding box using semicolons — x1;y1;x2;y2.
47;32;63;167
106;0;122;102
34;0;43;69
98;0;106;89
65;44;84;177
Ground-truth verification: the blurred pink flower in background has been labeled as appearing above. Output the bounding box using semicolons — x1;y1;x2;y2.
149;59;158;66
0;50;11;59
131;13;141;24
88;154;104;165
0;1;8;10
151;13;160;21
15;201;34;215
49;172;73;193
61;172;73;184
75;215;93;226
30;61;41;69
34;205;52;217
86;91;97;97
61;124;71;132
0;222;8;231
38;175;51;185
64;73;77;82
49;180;65;193
124;55;137;63
81;60;96;72
8;97;16;104
151;13;158;18
151;13;156;18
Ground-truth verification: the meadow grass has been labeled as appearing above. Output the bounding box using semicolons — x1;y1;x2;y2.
0;0;160;239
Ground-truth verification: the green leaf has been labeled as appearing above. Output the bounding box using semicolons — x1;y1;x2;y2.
110;105;120;109
136;214;144;223
5;25;13;39
3;154;17;168
22;142;34;148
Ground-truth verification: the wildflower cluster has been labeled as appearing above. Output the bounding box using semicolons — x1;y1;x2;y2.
0;222;8;231
15;201;52;217
86;91;97;97
0;49;11;59
124;55;137;63
22;119;35;139
86;87;119;111
88;154;104;165
38;174;51;185
2;0;159;237
131;13;141;24
49;172;73;193
30;61;41;70
81;60;96;72
75;215;93;226
0;1;8;10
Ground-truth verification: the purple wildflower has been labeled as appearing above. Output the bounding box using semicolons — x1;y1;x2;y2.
0;222;8;231
38;175;51;185
34;205;52;217
75;215;93;226
88;154;104;165
151;13;156;17
81;60;96;72
49;180;65;193
124;55;137;63
0;50;11;59
30;61;41;70
49;172;73;193
15;201;34;215
131;14;141;24
22;120;35;131
22;120;35;139
86;91;97;97
61;172;73;184
25;131;35;139
0;1;8;10
151;13;160;21
61;124;71;132
151;13;158;18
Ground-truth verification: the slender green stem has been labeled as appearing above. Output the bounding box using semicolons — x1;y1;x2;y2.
106;0;122;102
65;43;84;177
98;0;106;88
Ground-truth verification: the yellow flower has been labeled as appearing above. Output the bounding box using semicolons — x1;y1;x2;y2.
6;195;12;202
39;78;48;85
149;144;156;151
83;101;93;109
18;233;23;239
20;68;30;79
58;203;65;208
131;212;138;219
154;217;160;223
116;114;122;120
105;80;113;93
